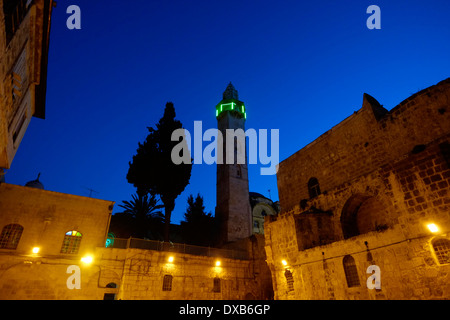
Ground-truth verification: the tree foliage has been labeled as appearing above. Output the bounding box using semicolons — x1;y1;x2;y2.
126;102;192;241
109;193;164;239
181;194;217;246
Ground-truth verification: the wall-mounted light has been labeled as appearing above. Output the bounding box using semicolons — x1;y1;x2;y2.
168;256;174;263
427;223;439;233
281;259;288;267
32;247;40;254
215;260;221;267
81;255;93;264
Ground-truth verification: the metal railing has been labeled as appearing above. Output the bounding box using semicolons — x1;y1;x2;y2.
107;237;249;260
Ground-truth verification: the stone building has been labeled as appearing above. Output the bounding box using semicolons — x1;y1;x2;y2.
0;180;115;299
0;0;54;180
264;78;450;300
0;179;273;300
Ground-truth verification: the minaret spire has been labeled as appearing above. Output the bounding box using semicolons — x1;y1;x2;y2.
215;83;252;245
223;82;239;100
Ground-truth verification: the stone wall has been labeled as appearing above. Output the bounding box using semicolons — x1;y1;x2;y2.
107;248;262;300
266;79;450;300
277;78;450;212
0;183;271;300
0;245;268;300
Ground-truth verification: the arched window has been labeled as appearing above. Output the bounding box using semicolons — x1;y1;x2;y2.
0;224;24;249
308;178;321;198
284;269;294;292
60;230;82;254
162;275;173;291
106;283;118;288
432;238;450;265
213;277;221;293
343;255;360;287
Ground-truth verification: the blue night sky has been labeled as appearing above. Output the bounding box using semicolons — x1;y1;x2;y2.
5;0;450;224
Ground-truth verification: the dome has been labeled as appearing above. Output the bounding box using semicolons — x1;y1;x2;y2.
25;173;44;190
249;192;269;200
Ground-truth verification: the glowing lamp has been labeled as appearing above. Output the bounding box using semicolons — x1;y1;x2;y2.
81;255;93;264
215;260;221;267
427;223;439;233
32;247;40;254
281;260;288;266
168;256;174;263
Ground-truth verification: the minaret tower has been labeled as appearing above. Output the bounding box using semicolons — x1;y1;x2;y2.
215;83;252;244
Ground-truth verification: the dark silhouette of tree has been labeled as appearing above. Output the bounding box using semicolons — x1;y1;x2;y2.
109;194;164;239
181;194;216;246
126;102;192;242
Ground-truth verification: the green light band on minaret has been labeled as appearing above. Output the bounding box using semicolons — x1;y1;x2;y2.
215;82;247;119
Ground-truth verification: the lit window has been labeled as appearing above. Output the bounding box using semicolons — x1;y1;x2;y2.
0;224;24;249
162;275;173;291
432;238;450;265
308;177;321;198
60;230;82;254
213;277;221;293
343;255;360;287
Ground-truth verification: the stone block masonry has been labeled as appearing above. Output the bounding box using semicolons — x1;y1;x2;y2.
266;78;450;300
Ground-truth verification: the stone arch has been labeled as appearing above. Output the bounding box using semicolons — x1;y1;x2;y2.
98;269;121;288
340;194;389;239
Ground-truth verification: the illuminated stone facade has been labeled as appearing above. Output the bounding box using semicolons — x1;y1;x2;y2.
265;78;450;300
0;0;53;176
0;183;273;300
0;183;114;299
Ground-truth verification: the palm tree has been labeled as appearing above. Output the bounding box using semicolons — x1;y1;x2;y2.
117;193;164;239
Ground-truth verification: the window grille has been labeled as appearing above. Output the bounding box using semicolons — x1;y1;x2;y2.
284;269;294;292
343;255;360;287
0;224;24;249
162;275;172;291
60;230;82;254
432;238;450;265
